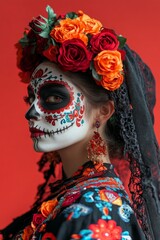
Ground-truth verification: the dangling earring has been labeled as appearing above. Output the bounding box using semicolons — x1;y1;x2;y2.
87;120;107;163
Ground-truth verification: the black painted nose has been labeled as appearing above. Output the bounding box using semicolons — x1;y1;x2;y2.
25;104;40;120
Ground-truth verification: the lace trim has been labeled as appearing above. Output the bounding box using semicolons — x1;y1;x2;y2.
110;83;152;239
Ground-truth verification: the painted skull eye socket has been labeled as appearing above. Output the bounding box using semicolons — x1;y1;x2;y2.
46;95;62;103
38;82;73;112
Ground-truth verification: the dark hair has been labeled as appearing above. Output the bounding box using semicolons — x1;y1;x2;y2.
68;71;124;160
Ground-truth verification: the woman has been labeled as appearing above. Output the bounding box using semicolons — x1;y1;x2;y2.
1;5;160;240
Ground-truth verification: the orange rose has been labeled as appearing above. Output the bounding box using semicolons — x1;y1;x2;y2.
101;73;124;91
94;50;123;75
22;225;33;240
94;50;124;90
50;18;88;45
40;199;58;217
78;10;102;35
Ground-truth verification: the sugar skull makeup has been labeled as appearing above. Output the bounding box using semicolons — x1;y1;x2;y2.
25;62;90;152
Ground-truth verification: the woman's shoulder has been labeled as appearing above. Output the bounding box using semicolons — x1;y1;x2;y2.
40;176;146;240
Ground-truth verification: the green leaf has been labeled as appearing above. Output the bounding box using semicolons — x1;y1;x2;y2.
90;61;101;81
51;38;57;46
34;22;48;31
19;32;32;47
66;12;78;19
39;30;50;38
46;5;57;25
54;19;61;26
118;35;127;48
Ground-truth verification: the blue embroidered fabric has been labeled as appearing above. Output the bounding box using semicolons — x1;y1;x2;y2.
12;161;146;240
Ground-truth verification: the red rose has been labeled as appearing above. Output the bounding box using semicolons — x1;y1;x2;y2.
29;16;48;34
32;213;46;228
36;36;48;54
58;38;93;72
19;71;31;83
90;28;119;54
19;46;41;72
27;29;37;40
43;45;59;62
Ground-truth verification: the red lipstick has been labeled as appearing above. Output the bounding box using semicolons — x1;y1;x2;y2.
29;128;45;138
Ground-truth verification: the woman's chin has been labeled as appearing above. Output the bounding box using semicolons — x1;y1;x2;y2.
33;143;54;152
32;138;59;153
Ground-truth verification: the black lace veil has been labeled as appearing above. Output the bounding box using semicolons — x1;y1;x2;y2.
111;45;160;239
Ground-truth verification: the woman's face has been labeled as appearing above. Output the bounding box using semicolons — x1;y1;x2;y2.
25;62;91;152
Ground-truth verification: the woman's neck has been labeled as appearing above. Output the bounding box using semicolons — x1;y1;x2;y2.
58;138;110;178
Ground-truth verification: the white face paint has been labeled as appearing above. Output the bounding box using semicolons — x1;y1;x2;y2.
25;62;91;152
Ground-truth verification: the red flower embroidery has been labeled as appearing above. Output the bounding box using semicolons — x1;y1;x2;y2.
89;219;122;240
62;191;81;207
71;233;81;239
32;213;46;228
41;232;56;240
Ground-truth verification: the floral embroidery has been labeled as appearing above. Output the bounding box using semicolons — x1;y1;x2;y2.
14;161;139;240
83;191;95;203
40;199;58;217
63;204;92;219
22;225;33;240
99;189;122;206
118;203;133;223
71;219;122;240
89;219;122;240
62;191;81;207
32;213;46;229
71;230;92;239
41;232;56;240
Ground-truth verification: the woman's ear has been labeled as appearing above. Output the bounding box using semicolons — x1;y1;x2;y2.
99;100;115;123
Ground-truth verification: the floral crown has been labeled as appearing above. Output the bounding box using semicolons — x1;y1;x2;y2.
16;5;126;91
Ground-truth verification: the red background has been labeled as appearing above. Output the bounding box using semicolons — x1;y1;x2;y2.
0;0;159;229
